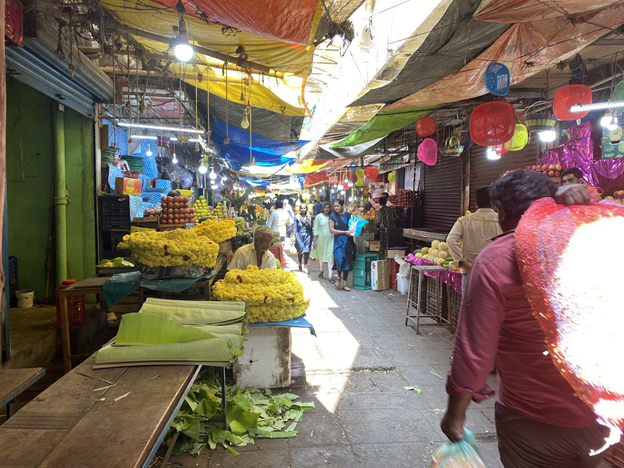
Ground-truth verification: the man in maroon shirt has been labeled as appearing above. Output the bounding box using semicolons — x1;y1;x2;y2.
441;170;609;467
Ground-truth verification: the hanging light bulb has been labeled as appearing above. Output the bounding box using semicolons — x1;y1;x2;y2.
486;147;501;160
209;168;217;180
222;175;228;181
174;19;194;62
146;143;153;157
538;130;557;143
172;153;178;164
241;107;250;129
601;110;619;131
211;184;219;190
198;159;208;174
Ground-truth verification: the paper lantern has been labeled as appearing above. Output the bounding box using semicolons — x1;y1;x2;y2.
387;172;396;182
416;117;436;137
365;166;379;179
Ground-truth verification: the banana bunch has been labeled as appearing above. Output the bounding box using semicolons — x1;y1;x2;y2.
212;266;309;323
118;229;219;268
192;219;237;244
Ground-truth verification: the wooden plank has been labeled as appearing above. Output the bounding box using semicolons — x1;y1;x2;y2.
108;304;142;313
0;368;45;405
0;353;198;468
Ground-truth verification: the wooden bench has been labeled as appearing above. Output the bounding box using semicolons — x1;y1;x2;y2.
0;368;46;420
0;354;200;468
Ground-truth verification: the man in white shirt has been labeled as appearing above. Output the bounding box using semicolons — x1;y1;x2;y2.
446;186;501;293
229;226;277;270
266;199;293;244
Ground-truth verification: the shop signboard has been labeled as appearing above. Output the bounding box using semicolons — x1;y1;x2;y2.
602;126;624;159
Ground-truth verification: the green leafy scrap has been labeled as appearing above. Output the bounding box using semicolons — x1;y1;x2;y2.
167;375;314;458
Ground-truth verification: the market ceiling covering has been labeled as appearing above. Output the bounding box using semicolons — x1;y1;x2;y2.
328;0;624;148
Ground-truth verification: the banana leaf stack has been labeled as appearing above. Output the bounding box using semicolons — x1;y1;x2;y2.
94;298;247;369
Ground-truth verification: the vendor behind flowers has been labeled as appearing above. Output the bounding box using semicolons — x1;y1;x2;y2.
229;226;277;270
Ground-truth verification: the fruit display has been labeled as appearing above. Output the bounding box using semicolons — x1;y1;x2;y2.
213;266;309;323
143;208;162;217
414;240;454;269
118;229;219;268
215;201;227;219
160;195;195;226
610;190;624;203
193;219;237;244
234;216;246;233
193;196;212;219
255;205;268;222
524;164;562;178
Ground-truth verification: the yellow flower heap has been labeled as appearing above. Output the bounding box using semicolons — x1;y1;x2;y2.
118;229;219;268
213;266;309;323
194;219;237;244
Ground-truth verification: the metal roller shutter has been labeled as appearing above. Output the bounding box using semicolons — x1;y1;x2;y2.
469;141;540;211
423;154;463;231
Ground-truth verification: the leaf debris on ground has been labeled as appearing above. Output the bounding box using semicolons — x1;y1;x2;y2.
404;386;422;393
78;372;95;379
114;392;131;401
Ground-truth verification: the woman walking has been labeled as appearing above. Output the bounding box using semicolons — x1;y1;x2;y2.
311;202;334;279
329;200;355;291
293;204;313;273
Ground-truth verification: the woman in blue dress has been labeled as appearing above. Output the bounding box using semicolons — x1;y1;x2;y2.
328;200;356;291
293;204;313;273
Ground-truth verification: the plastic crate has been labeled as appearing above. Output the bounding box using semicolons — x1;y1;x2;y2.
99;195;130;231
353;276;371;290
448;285;462;334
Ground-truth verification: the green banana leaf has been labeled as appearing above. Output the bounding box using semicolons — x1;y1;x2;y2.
114;313;216;346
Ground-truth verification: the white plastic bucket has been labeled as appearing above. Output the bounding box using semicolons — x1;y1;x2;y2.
16;290;34;308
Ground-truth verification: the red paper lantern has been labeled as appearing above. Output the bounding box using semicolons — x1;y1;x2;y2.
416;117;436;137
365;166;379;179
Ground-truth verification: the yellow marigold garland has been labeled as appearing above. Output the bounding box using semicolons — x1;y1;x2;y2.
212;266;309;323
193;219;237;244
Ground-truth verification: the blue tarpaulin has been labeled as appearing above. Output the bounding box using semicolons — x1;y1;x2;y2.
249;316;316;336
211;117;307;170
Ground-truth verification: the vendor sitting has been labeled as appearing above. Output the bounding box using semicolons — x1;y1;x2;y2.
229;226;277;270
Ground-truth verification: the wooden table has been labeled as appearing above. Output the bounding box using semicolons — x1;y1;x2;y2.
59;255;227;373
0;354;200;468
0;368;46;419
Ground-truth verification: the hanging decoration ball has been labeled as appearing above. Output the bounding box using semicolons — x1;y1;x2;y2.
365;166;379;179
355;167;365;177
387;172;396;182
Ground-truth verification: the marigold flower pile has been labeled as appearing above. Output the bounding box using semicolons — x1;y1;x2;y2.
118;229;219;268
212;266;309;323
193;219;237;244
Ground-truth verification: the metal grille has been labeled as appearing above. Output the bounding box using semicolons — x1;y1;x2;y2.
469;141;539;211
447;285;462;334
423;154;463;231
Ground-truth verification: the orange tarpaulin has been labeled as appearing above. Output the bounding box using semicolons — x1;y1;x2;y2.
475;0;619;23
148;0;322;45
385;3;624;111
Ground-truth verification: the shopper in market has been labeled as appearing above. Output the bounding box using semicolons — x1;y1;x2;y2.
266;199;293;246
369;191;392;210
375;196;396;229
440;170;608;468
446;186;501;294
311;202;334;280
561;167;584;186
313;196;324;216
328;200;355;291
293;204;313;273
228;225;277;270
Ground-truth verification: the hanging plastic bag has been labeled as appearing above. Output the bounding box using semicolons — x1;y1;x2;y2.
348;215;369;237
430;429;486;468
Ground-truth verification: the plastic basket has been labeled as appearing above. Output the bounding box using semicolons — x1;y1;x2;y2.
504;124;529;151
470;101;515;146
553;84;592;121
524;113;556;133
440;136;464;157
484;62;510;96
418;138;438;166
415;116;436;137
178;189;193;197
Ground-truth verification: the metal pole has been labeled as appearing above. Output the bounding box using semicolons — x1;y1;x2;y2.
53;103;68;283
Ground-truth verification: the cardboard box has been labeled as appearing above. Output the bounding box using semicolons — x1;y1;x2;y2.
115;177;142;196
371;260;389;291
388;248;407;259
368;241;380;252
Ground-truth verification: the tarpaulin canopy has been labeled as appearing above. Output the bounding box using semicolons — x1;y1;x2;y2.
385;3;624;111
331;106;437;147
147;0;323;45
211;117;306;170
190;86;304;143
352;0;511;106
475;0;619;23
320;137;385;159
103;0;315;76
289;159;332;174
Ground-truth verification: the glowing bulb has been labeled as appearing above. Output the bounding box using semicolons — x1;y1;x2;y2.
198;160;208;174
146;144;153;157
174;43;194;62
209;169;217;180
241;108;250;129
211;184;218;190
538;130;557;143
486;147;501;160
222;175;227;181
172;153;178;164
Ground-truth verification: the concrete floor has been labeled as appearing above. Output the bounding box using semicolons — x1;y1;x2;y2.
167;257;503;468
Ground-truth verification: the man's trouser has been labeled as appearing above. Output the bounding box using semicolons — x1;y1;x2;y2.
495;403;610;468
